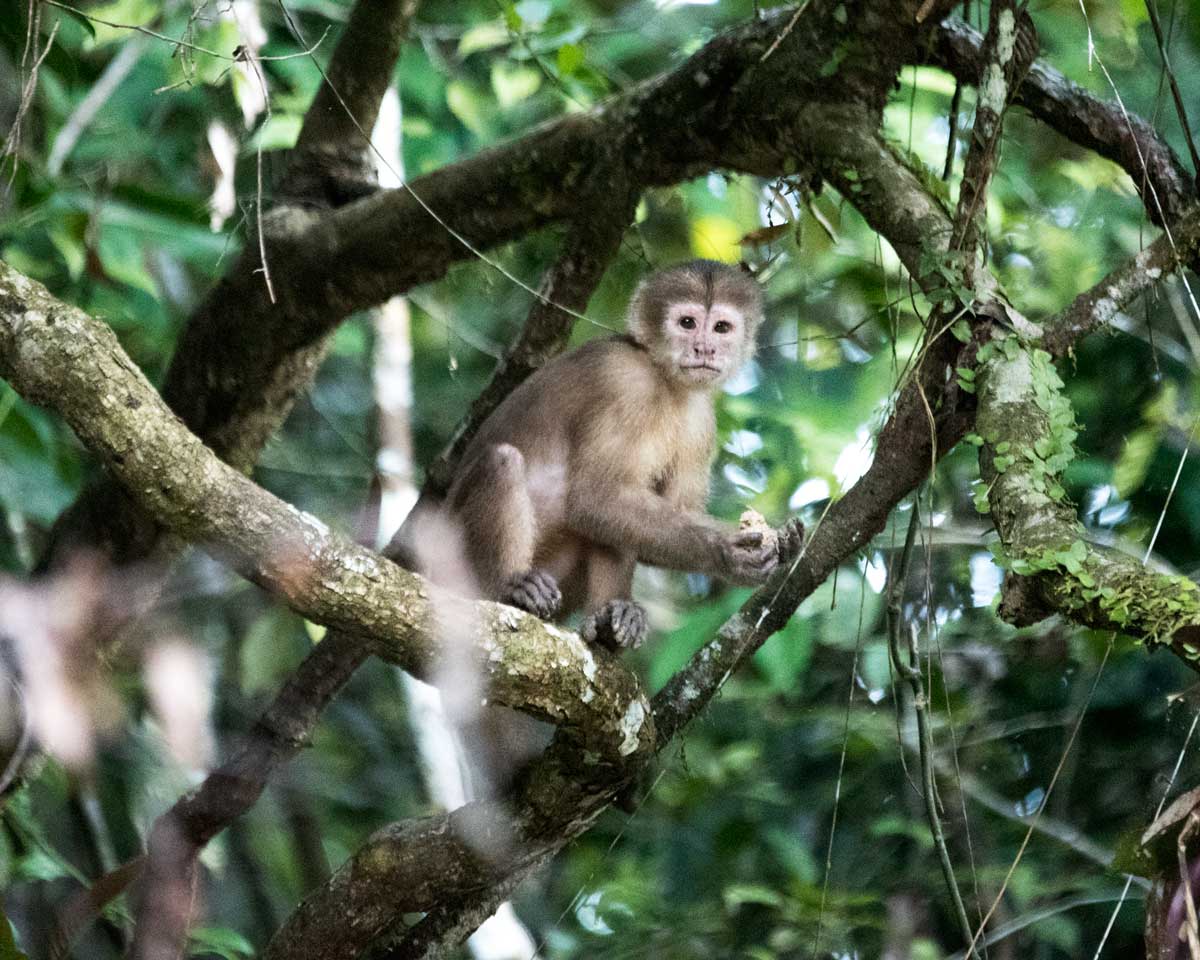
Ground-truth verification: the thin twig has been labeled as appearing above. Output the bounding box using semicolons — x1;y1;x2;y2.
941;0;969;181
2;15;58;189
809;573;868;959
41;1;328;61
1143;0;1200;176
0;674;32;795
759;0;809;63
941;81;962;181
48;35;147;175
1177;813;1200;957
887;504;976;955
43;0;226;56
966;639;1114;956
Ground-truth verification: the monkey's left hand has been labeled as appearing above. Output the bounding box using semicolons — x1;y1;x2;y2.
582;600;648;651
730;513;805;584
774;517;805;567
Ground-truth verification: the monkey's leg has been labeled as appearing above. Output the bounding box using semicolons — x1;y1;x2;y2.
452;443;561;618
579;549;646;650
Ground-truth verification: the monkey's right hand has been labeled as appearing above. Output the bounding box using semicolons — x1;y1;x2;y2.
715;529;780;585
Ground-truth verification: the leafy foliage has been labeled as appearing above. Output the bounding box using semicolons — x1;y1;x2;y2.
2;0;1200;958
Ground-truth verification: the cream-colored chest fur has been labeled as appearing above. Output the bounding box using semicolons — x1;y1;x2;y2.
585;367;715;507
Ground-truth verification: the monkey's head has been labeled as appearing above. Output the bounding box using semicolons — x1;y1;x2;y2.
627;259;763;389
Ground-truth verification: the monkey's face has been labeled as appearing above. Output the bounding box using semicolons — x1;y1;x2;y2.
658;300;749;387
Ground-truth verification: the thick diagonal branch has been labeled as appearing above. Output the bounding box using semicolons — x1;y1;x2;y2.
131;211;630;957
0;262;652;762
1040;212;1200;356
47;0;960;566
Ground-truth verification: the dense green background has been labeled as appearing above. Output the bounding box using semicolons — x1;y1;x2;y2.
3;0;1200;956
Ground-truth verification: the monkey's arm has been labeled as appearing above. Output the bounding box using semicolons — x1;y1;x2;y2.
565;479;776;585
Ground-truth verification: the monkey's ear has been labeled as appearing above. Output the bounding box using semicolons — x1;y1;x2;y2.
625;282;656;345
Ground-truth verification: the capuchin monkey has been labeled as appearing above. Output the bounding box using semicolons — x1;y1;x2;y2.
446;259;803;650
433;259;803;800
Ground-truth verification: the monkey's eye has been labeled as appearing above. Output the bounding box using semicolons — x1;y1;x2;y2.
713;320;732;334
678;315;697;330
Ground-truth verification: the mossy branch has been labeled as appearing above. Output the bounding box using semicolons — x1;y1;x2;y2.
0;261;654;763
974;335;1200;661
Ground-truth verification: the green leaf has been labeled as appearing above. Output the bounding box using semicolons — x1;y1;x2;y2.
459;21;510;55
514;0;551;24
556;42;585;76
722;884;784;909
1113;426;1160;498
15;847;70;883
446;81;491;137
189;926;254;960
870;814;933;849
50;4;96;40
0;914;28;960
247;114;303;152
491;60;541;108
501;1;522;31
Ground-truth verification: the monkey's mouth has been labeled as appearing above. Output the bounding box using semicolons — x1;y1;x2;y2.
680;363;721;374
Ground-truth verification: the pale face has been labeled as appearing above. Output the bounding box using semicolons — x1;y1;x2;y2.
660;300;748;387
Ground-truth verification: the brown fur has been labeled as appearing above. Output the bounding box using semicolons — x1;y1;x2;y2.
432;260;801;797
443;260;786;627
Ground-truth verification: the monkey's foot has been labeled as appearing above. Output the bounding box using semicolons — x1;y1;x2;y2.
582;600;648;651
502;570;562;619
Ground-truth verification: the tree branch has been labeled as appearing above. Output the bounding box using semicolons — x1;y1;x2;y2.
130;629;368;960
419;193;637;499
278;0;423;206
928;17;1197;226
0;262;653;763
1041;212;1200;356
45;0;958;566
974;206;1200;658
947;1;1037;265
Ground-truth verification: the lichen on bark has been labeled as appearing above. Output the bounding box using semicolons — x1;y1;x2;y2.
975;332;1200;659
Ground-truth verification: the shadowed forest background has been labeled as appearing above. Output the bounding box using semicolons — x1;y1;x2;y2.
3;0;1200;958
